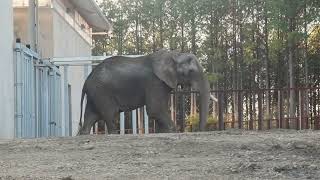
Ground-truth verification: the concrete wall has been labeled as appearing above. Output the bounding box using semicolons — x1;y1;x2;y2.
52;8;91;136
13;7;54;58
0;0;15;139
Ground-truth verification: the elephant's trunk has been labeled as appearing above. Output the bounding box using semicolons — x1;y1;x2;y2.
192;73;210;131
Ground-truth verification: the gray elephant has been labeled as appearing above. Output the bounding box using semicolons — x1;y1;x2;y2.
78;49;210;135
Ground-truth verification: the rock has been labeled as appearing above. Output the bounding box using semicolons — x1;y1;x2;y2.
246;163;261;171
270;144;282;150
292;142;308;149
61;176;74;180
83;145;95;150
309;164;318;170
240;144;250;150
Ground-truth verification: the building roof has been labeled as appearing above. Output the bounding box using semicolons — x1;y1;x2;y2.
69;0;111;32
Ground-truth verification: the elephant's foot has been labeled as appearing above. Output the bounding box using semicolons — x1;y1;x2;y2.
157;127;176;133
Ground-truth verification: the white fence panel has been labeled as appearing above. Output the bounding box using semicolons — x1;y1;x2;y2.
14;43;64;138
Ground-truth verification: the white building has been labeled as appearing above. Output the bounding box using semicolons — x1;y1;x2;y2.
0;0;111;139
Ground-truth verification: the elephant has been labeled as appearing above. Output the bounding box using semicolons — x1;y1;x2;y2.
77;49;210;135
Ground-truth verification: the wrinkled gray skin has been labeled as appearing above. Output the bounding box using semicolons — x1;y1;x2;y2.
78;49;210;135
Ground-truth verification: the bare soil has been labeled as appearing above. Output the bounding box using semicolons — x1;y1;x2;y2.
0;130;320;180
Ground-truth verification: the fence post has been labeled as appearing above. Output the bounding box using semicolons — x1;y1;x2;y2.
132;109;137;135
120;112;125;135
315;116;320;130
266;89;271;130
258;91;263;130
278;90;284;128
249;91;254;130
305;89;309;129
63;65;69;136
138;108;143;134
144;106;149;134
170;93;176;126
218;91;224;130
181;91;185;131
299;90;304;130
14;44;23;138
238;90;243;129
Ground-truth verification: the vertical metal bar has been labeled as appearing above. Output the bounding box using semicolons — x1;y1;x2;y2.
238;90;243;129
286;89;290;129
63;66;69;136
15;44;23;138
249;91;254;130
22;53;26;137
299;90;304;130
26;55;29;138
258;92;263;130
132;109;137;135
25;56;28;137
30;56;34;138
35;60;40;137
315;116;320;130
171;94;175;123
56;73;62;136
266;89;271;130
45;67;49;137
138;108;143;134
28;55;32;137
278;90;283;128
305;89;309;129
55;73;59;136
120;112;125;135
218;91;224;130
181;92;185;131
144;106;149;134
51;70;54;136
31;56;36;138
40;68;44;136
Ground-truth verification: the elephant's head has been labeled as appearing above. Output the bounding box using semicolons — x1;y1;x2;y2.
151;49;210;131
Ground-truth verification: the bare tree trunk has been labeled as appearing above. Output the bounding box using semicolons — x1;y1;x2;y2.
152;20;156;52
191;17;196;55
288;17;296;129
264;3;271;129
181;18;185;52
159;1;164;49
238;3;244;129
135;15;140;54
232;0;238;128
303;0;309;128
159;17;164;49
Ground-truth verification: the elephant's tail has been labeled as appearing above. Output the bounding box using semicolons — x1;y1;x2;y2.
79;88;86;129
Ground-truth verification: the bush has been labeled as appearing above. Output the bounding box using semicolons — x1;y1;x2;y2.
185;113;218;132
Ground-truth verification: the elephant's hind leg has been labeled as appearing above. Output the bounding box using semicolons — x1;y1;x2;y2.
79;103;100;135
99;110;118;134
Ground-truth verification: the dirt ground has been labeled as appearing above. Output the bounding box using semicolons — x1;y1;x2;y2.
0;130;320;180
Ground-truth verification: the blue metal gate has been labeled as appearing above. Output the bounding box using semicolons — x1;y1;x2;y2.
14;43;63;138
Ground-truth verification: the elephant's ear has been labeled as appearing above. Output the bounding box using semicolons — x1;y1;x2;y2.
151;50;178;88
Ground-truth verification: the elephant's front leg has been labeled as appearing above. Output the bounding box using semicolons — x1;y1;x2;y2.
146;86;175;133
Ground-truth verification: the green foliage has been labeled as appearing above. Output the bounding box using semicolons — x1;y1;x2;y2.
185;113;218;132
206;72;221;84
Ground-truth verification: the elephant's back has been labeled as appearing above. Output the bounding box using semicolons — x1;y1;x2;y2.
85;55;153;97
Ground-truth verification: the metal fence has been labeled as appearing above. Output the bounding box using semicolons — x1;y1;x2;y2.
172;87;320;132
14;43;63;138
